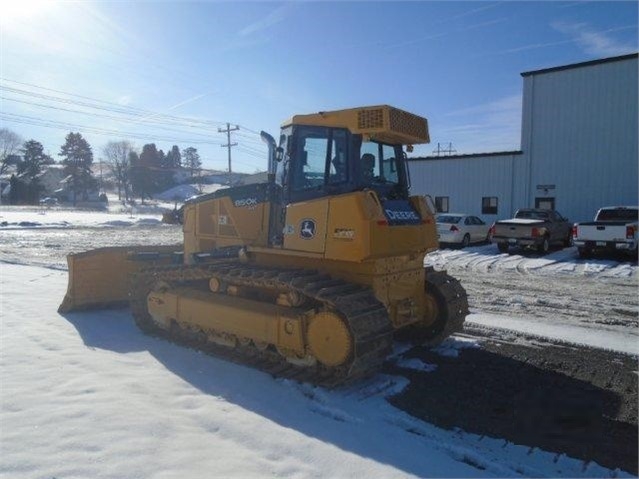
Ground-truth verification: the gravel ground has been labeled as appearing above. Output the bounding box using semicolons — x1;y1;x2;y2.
390;327;638;474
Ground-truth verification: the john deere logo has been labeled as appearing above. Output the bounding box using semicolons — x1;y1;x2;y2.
300;219;316;239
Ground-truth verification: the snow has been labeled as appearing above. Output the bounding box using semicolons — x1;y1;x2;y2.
426;243;637;279
467;313;639;356
0;208;163;229
1;208;637;477
153;183;225;201
1;263;631;478
432;337;482;358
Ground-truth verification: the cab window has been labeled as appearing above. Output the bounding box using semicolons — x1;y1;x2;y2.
359;141;400;185
291;126;348;192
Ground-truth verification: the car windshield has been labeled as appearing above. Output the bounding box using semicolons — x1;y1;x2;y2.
436;215;461;224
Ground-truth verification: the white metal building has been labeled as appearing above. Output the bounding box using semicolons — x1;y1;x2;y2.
408;53;638;223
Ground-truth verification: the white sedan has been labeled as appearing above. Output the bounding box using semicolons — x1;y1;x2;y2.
436;214;491;248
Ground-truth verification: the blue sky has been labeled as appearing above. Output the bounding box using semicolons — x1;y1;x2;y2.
1;1;637;173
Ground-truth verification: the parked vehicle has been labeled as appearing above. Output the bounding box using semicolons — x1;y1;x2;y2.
436;214;490;248
39;197;58;206
490;208;572;255
572;206;638;258
57;105;469;386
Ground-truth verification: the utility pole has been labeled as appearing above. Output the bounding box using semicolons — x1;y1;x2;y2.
218;123;239;185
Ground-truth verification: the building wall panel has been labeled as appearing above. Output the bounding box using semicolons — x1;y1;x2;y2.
408;153;524;221
522;57;638;222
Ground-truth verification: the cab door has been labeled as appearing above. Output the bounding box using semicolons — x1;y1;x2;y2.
281;126;349;254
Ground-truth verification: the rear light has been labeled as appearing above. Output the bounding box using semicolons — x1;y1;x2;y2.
531;227;540;237
572;225;578;238
626;225;635;239
489;224;495;236
450;225;459;232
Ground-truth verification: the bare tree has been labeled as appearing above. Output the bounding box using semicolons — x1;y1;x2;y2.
182;146;201;178
0;128;23;176
103;140;134;201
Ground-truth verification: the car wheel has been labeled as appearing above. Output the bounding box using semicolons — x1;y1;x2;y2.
537;236;550;255
461;234;470;249
497;243;508;254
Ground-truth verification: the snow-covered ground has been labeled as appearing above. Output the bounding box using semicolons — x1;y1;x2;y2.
0;207;164;229
1;264;632;478
426;244;638;355
1;209;637;477
426;243;637;280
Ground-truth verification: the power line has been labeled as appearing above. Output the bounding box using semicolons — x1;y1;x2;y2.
236;146;267;160
0;111;220;145
0;85;227;133
0;96;220;139
0;77;270;172
0;77;228;128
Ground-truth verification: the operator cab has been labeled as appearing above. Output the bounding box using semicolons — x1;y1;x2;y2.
277;125;410;204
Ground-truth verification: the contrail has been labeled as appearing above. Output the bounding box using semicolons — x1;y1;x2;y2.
127;93;208;127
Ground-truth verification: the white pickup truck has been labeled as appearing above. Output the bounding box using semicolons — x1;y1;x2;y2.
572;206;638;258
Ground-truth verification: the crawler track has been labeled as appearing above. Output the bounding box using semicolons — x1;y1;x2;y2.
129;263;468;387
130;262;395;387
423;267;468;344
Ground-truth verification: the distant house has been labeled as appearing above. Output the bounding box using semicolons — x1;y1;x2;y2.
36;165;66;197
56;174;99;203
0;165;66;204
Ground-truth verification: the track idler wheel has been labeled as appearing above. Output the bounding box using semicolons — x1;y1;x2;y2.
306;311;353;367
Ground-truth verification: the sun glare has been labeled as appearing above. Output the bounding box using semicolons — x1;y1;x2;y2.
1;0;56;25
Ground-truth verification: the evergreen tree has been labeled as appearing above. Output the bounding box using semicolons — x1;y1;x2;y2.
131;144;161;201
18;140;52;178
166;145;181;168
59;132;96;206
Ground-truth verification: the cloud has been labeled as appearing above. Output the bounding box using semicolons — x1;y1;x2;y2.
495;23;636;56
238;3;294;37
446;94;522;118
551;22;637;57
432;94;523;153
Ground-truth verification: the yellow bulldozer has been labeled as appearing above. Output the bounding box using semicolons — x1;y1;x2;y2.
59;105;468;386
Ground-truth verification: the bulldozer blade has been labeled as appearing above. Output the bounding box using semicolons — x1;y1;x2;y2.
58;245;180;313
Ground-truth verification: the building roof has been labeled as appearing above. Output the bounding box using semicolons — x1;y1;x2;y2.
407;150;523;162
521;52;638;77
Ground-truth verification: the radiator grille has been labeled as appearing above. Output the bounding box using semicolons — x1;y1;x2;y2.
389;108;428;141
358;108;384;129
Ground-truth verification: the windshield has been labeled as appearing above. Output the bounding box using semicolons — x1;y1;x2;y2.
285;125;409;201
